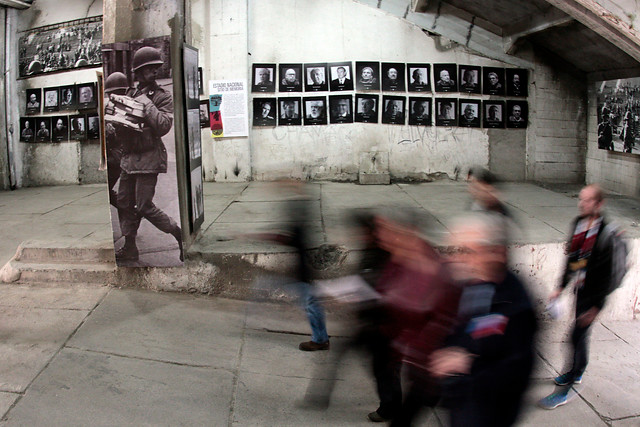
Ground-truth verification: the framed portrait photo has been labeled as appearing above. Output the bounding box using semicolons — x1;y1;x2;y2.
434;64;458;93
483;67;505;96
407;64;430;92
303;96;328;125
278;97;302;126
59;85;77;111
304;63;329;92
459;65;481;94
19;117;35;142
435;98;457;126
381;95;405;125
483;100;505;128
329;95;353;124
408;97;432;126
506;100;528;128
77;82;97;109
253;98;277;127
87;113;100;140
506;68;528;97
354;94;379;123
252;63;276;93
70;114;87;140
381;63;406;92
26;88;42;114
458;99;481;128
328;62;354;91
279;63;303;92
43;87;60;112
199;100;210;128
35;117;52;142
51;115;69;142
355;61;380;91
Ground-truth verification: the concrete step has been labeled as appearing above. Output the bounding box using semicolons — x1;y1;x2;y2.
2;259;116;285
14;240;115;264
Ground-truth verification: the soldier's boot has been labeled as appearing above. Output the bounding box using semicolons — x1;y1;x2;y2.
170;226;184;262
116;236;139;261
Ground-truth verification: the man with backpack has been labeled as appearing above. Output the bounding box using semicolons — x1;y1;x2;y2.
539;184;626;409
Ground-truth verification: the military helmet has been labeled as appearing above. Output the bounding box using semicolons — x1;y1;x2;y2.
27;60;42;75
105;72;128;93
132;46;163;72
75;58;89;67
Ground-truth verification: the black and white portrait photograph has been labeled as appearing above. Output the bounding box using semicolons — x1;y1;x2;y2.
35;117;51;142
199;100;210;128
77;82;97;109
483;100;505;128
434;64;458;93
329;62;354;91
102;35;184;267
86;113;100;140
278;97;302;126
483;67;505;96
329;95;353;124
355;94;378;123
435;98;457;126
279;63;303;92
51;116;69;142
459;65;481;94
19;117;35;142
381;63;406;92
70;114;87;140
407;64;430;92
252;63;276;93
304;63;329;92
303;96;328;125
408;97;431;126
381;95;405;125
60;85;77;110
43;87;60;112
506;68;528;97
506;100;528;128
458;99;481;128
26;88;42;114
355;61;380;91
19;17;102;78
597;77;640;154
253;98;277;127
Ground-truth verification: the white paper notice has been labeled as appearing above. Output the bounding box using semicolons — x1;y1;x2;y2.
208;79;249;138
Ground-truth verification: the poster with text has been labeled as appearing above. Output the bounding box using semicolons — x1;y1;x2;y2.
209;79;249;138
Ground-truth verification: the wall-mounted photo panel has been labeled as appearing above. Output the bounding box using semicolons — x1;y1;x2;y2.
304;63;329;92
43;87;60;112
278;97;302;126
435;98;457;126
190;166;204;232
187;109;202;162
483;67;505;96
483;100;505;128
458;99;481;128
597;77;640;154
87;113;100;139
26;88;41;114
19;117;35;142
51;116;69;142
77;82;98;110
408;97;432;126
303;96;328;125
279;63;303;92
506;68;528;97
199;100;210;128
506;100;528;128
434;64;458;93
381;62;406;92
459;65;481;94
59;85;77;111
329;62;354;91
329;95;353;124
253;98;277;127
198;67;204;95
252;63;276;92
70;114;87;140
355;61;380;91
354;94;379;123
381;95;405;125
183;44;200;110
407;64;430;92
35;117;51;142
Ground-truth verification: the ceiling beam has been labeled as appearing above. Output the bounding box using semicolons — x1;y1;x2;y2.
0;0;32;9
503;7;574;54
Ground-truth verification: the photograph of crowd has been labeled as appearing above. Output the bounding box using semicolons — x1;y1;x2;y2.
19;17;102;78
597;77;640;154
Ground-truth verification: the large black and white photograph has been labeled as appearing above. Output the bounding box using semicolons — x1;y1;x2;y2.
190;166;204;232
304;63;329;92
506;68;528;97
278;97;302;126
329;95;353;124
60;85;77;111
103;35;184;267
184;44;200;111
434;64;458;92
26;88;42;114
187;110;202;161
19;117;35;142
70;114;87;140
51;116;69;142
408;97;431;126
506;100;528;129
355;61;380;91
77;82;97;110
303;96;328;125
381;95;405;125
19;17;102;78
435;98;457;126
458;99;481;128
43;87;59;112
253;98;277;127
35;117;51;142
597;77;640;154
459;65;481;94
251;63;276;93
329;62;354;91
355;94;378;123
381;63;405;92
87;113;100;140
407;64;430;92
483;100;505;128
483;67;505;96
279;63;303;92
199;100;210;128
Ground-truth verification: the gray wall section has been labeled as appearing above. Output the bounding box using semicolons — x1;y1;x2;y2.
488;129;526;180
80;143;106;184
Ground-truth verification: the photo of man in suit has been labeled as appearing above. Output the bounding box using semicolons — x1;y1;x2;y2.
330;65;354;91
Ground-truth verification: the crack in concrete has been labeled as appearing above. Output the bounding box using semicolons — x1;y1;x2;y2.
227;298;249;426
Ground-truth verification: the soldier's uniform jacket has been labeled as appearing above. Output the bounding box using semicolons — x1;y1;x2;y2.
121;81;173;174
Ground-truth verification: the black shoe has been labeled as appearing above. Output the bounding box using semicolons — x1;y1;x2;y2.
299;341;330;351
367;410;392;422
116;245;139;261
171;227;184;262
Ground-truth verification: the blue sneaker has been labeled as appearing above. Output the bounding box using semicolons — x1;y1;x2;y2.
538;391;568;409
554;372;583;386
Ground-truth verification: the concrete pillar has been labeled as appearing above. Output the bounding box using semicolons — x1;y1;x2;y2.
1;7;18;190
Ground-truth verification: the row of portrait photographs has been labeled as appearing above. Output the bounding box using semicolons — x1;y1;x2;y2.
19;114;100;143
253;96;528;128
251;63;528;97
26;83;98;115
